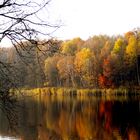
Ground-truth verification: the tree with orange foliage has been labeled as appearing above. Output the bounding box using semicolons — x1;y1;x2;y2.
101;57;115;88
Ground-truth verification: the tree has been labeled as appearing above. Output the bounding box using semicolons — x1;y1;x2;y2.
0;0;59;96
111;38;126;85
74;48;94;87
0;0;58;45
57;56;76;87
125;32;139;85
125;35;137;65
61;38;84;55
112;38;125;54
84;35;111;87
99;40;114;82
0;1;60;126
44;54;61;86
100;40;114;62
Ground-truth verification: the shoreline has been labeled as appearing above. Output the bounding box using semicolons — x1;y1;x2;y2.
14;87;140;97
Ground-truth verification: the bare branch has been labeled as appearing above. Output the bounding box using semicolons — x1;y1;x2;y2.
0;0;60;47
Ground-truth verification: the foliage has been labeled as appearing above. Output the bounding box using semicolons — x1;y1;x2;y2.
61;38;84;55
74;48;95;87
1;30;140;89
0;0;60;103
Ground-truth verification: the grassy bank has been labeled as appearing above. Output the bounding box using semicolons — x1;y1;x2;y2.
14;87;140;97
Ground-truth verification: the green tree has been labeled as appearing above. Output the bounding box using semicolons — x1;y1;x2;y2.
61;38;84;55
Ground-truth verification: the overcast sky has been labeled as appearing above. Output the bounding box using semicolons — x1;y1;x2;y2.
49;0;140;40
1;0;140;47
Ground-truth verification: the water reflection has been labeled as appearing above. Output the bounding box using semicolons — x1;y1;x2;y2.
0;95;140;140
0;136;19;140
0;96;18;140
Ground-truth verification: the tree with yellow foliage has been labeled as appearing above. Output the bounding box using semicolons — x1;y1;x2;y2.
57;56;76;87
125;31;140;85
61;38;84;55
74;48;94;87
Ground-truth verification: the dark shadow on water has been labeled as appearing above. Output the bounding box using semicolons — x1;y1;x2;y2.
112;101;140;138
0;96;18;137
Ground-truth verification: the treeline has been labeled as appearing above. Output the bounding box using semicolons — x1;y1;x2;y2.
0;30;140;89
0;40;61;88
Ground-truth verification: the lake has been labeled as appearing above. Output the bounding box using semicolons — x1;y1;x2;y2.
0;93;139;140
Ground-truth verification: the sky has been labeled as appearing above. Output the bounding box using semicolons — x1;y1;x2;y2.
1;0;140;47
49;0;140;40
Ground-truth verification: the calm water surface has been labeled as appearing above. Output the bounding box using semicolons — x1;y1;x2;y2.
0;94;140;140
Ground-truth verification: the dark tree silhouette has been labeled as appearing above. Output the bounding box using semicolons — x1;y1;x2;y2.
0;0;60;130
0;0;59;104
0;0;59;45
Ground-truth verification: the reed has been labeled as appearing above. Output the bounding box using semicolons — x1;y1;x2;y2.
14;87;140;97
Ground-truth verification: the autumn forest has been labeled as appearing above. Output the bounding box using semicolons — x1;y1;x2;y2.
1;30;140;89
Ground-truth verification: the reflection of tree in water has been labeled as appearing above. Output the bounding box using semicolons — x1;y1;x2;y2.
39;96;140;140
0;90;18;135
0;94;139;140
99;100;140;140
112;101;140;140
0;60;19;134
